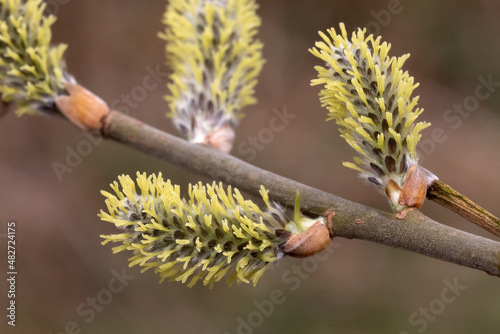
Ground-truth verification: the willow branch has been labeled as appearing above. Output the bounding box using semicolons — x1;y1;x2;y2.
101;110;500;277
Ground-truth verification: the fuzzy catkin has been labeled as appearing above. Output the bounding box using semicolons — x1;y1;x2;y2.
160;0;264;143
310;23;430;210
99;173;296;287
0;0;73;115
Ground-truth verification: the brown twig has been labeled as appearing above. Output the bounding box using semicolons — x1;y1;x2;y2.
100;110;500;277
428;180;500;238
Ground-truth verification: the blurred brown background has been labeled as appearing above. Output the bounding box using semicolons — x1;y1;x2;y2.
1;0;500;333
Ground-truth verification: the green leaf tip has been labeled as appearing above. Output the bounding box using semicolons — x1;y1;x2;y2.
0;0;73;115
99;173;324;288
160;0;264;151
310;23;431;211
294;191;301;226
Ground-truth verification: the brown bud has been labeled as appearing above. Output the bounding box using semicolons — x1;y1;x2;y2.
399;164;427;209
283;222;332;258
56;82;110;130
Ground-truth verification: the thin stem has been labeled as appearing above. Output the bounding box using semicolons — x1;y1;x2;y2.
102;110;500;277
428;180;500;238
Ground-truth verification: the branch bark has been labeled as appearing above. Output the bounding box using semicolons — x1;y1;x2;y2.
101;110;500;277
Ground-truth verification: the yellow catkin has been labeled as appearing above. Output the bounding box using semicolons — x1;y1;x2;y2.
160;0;264;143
310;23;431;211
99;172;298;287
0;0;73;115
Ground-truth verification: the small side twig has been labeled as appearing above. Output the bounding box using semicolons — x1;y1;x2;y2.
428;180;500;238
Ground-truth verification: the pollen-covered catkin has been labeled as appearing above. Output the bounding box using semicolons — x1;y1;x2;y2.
0;0;73;115
310;23;430;211
99;173;327;287
160;0;264;151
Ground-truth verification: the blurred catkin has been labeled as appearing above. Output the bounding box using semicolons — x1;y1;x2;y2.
160;0;264;151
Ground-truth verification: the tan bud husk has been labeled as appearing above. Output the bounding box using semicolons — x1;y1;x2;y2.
56;83;109;130
283;221;333;258
399;164;427;209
